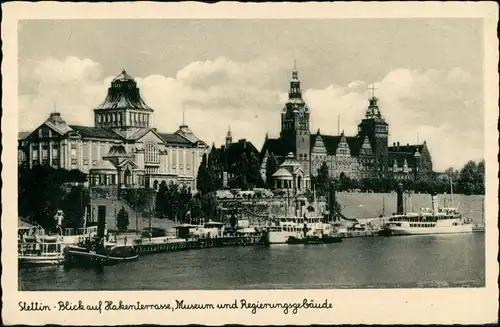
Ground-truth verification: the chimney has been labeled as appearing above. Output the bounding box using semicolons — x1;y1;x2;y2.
328;182;337;221
396;183;404;214
431;193;439;215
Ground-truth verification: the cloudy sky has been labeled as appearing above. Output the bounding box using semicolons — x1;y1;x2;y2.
19;19;483;171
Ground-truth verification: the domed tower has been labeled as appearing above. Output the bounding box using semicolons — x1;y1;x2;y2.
280;62;311;175
94;69;154;130
357;89;389;177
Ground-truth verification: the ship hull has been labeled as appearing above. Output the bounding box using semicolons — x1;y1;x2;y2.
19;254;64;267
384;224;473;236
266;231;301;244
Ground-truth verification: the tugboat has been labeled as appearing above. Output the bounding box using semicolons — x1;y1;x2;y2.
64;213;138;268
64;236;138;267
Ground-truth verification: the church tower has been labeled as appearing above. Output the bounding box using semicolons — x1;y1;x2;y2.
280;62;311;175
357;90;389;176
94;69;154;130
225;126;233;149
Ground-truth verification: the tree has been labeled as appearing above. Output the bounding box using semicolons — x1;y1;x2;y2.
18;165;73;228
265;153;279;188
477;160;485;195
246;152;262;189
197;153;214;194
60;185;90;229
458;161;479;195
116;207;130;231
155;181;168;217
315;162;330;196
201;192;219;221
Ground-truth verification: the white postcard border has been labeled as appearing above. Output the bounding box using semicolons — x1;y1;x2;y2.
2;2;498;325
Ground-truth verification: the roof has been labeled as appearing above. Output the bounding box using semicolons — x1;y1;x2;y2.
261;138;294;159
213;139;260;170
18;131;30;140
96;70;153;112
113;69;134;82
159;132;193;146
272;167;293;178
90;160;117;171
311;133;362;156
388;152;416;168
68;125;122;140
106;144;128;156
388;143;423;154
176;125;204;144
280;152;301;168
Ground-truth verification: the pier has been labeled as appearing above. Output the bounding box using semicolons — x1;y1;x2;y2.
132;235;263;255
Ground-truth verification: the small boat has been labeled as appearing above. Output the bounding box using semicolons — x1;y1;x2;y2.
64;239;138;267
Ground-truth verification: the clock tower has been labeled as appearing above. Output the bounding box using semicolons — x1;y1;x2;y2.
280;63;311;175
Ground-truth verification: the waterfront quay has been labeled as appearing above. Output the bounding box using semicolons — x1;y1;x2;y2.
132;235;262;255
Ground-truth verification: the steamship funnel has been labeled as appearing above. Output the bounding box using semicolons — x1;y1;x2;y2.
396;183;404;215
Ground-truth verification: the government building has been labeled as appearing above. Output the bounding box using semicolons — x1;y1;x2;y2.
260;66;433;185
18;70;209;190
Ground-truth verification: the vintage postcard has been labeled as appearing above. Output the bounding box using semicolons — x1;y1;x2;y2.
2;1;499;325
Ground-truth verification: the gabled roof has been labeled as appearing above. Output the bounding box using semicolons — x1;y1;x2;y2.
388;152;417;168
124;128;165;142
311;134;362;156
68;125;123;140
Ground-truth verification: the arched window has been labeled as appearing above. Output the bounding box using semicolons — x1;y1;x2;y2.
145;141;158;163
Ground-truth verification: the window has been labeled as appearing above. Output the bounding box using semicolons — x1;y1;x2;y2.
52;144;59;158
71;146;77;159
32;148;38;160
145;142;159;163
42;144;48;159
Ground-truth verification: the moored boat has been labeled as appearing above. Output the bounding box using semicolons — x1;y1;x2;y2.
64;241;138;267
380;182;473;236
18;234;65;267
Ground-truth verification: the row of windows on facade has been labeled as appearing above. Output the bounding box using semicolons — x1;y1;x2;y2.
31;148;191;171
96;112;150;126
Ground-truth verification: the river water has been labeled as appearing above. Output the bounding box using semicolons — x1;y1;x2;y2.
19;233;484;290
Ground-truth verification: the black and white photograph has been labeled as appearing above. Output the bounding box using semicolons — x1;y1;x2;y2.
2;2;498;325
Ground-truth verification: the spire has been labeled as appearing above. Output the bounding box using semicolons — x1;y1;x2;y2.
365;83;383;119
180;108;187;128
369;83;377;99
225;125;232;147
292;59;298;79
288;62;302;101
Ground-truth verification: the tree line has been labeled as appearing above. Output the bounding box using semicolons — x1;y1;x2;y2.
311;159;485;196
196;147;265;193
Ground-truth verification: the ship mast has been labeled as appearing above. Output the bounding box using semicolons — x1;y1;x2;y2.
450;176;454;208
